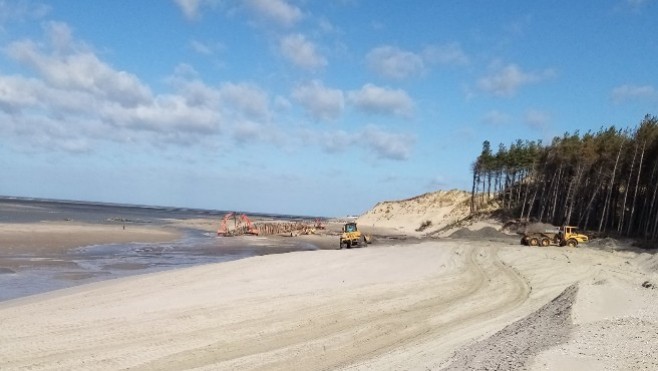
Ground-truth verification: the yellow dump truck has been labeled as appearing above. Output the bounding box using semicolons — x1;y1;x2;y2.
339;222;370;249
521;225;588;247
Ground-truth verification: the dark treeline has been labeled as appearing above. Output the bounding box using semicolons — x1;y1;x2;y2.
471;114;658;239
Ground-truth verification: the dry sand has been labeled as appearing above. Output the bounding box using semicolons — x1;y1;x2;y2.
357;190;472;236
1;236;657;370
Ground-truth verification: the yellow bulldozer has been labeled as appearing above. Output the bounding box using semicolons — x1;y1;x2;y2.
339;222;371;249
521;225;589;247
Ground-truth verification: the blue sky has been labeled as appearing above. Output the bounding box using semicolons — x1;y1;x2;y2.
0;0;657;216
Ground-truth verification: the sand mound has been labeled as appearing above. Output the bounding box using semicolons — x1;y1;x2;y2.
636;253;658;272
357;190;471;235
449;226;509;240
442;285;577;370
588;237;619;250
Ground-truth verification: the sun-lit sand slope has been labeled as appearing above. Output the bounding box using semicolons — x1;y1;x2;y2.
1;240;657;370
357;190;474;235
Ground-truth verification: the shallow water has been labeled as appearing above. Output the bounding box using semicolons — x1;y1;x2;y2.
0;198;321;302
0;230;319;302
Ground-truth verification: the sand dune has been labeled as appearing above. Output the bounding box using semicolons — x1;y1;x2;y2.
357;190;474;236
1;239;656;370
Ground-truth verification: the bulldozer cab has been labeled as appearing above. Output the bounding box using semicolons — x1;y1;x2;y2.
344;222;357;233
562;226;578;237
560;225;589;245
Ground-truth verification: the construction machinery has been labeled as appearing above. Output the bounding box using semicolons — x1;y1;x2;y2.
339;222;370;249
217;213;259;236
521;225;588;247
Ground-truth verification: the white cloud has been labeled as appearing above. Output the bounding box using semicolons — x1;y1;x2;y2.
174;0;202;20
482;110;511;126
0;23;230;151
320;130;354;153
279;34;327;70
219;82;271;120
7;23;152;108
366;46;425;80
478;63;556;97
0;0;50;26
523;109;551;131
366;43;469;80
317;125;414;160
190;40;213;55
244;0;303;27
627;0;651;9
611;84;657;103
348;84;414;117
362;125;414;160
292;80;344;121
422;43;469;66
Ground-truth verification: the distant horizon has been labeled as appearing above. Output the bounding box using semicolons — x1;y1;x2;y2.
0;194;336;219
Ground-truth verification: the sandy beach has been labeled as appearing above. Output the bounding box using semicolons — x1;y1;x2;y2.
0;222;180;254
1;233;657;370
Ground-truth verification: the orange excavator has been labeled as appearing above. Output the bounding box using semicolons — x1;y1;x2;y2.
217;213;259;236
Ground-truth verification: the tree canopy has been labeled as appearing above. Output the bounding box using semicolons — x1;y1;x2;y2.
471;115;658;239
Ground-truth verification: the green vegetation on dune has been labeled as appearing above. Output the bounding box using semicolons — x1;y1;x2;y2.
472;114;658;240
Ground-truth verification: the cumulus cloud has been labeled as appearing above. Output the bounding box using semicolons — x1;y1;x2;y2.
348;84;414;117
366;43;469;80
318;125;414;160
611;84;657;103
0;23;231;151
320;130;353;153
219;82;271;120
482;110;511;126
478;63;556;97
190;40;213;55
422;43;470;66
362;125;414;160
627;0;651;9
174;0;202;20
523;109;551;131
0;0;50;26
292;80;344;121
7;23;152;108
279;33;327;70
244;0;303;27
366;46;425;80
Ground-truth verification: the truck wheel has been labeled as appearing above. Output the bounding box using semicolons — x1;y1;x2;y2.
520;238;527;246
339;240;345;249
567;239;578;247
529;237;539;246
541;238;550;246
361;235;367;247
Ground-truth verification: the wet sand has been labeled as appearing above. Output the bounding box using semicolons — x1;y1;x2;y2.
0;222;181;254
0;220;345;302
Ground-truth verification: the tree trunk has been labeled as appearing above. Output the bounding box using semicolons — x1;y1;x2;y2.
644;162;658;237
626;141;645;236
599;142;623;233
580;168;604;229
470;166;478;214
618;143;638;234
549;166;563;224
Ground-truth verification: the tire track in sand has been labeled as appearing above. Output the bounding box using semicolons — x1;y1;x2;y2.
134;244;531;370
